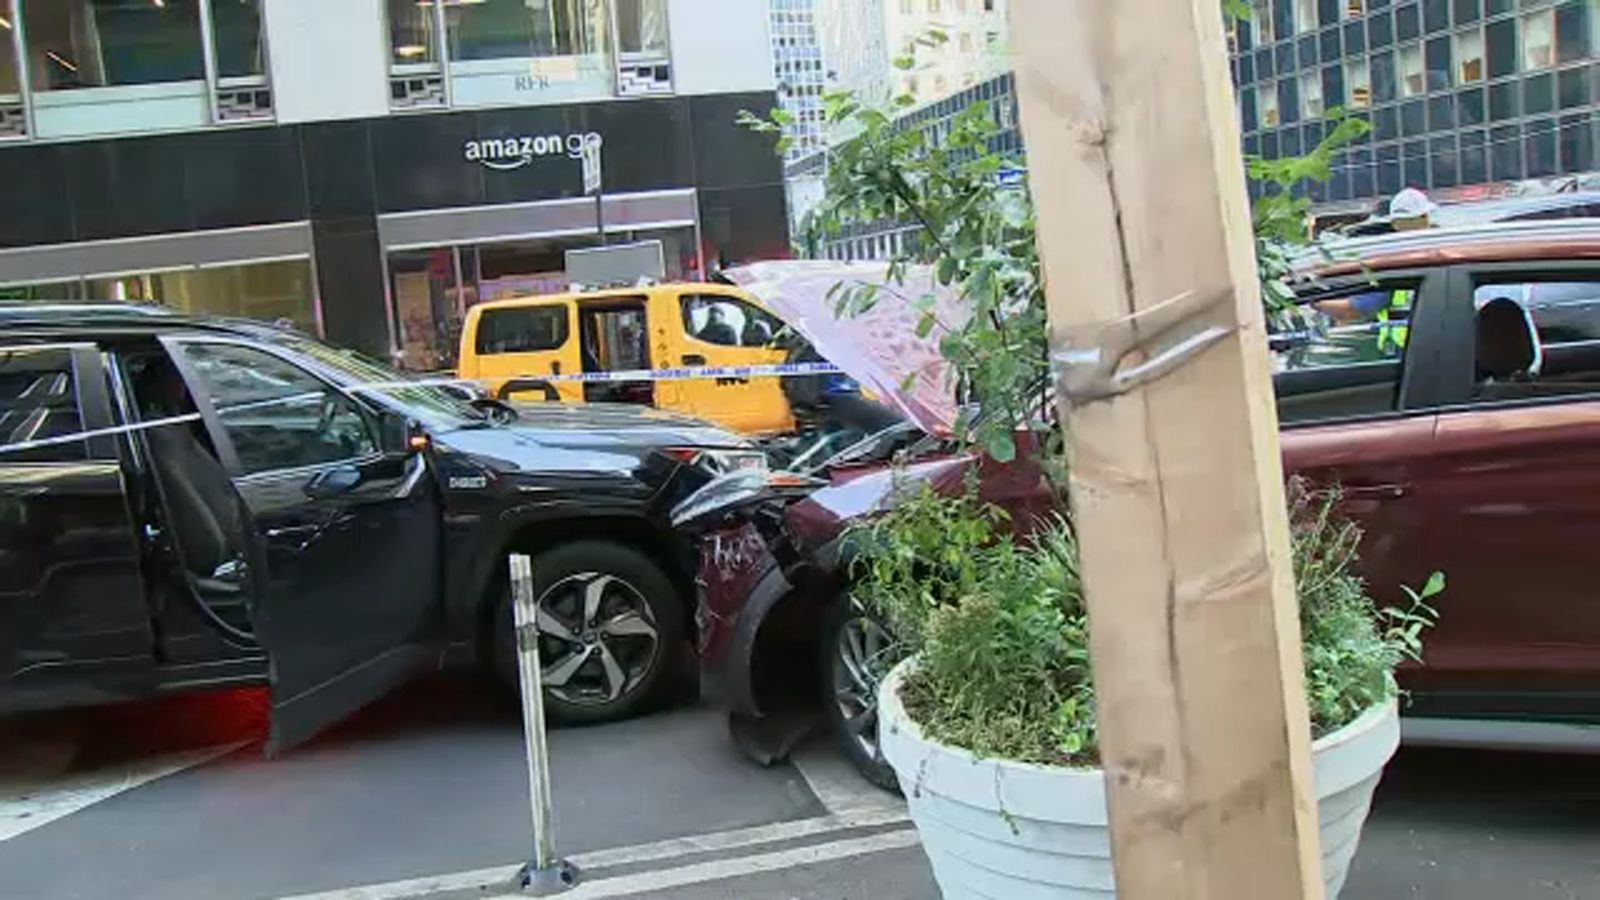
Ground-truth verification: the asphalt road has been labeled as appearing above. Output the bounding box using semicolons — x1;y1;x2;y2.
0;675;1595;900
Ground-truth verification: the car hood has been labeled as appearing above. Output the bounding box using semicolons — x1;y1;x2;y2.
496;401;746;447
724;261;968;436
429;402;746;475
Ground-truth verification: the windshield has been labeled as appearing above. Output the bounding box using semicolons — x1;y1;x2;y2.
283;336;490;426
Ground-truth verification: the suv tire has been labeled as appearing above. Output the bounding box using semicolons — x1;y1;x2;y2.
490;541;684;725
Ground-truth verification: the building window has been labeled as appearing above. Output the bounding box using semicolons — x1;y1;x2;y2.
1259;82;1281;126
1520;9;1555;71
1372;48;1398;102
388;0;441;66
1296;0;1317;34
1254;0;1277;44
1425;35;1452;90
1456;28;1485;82
24;0;205;91
1554;1;1592;65
1301;70;1325;117
616;0;670;57
85;260;319;334
1344;0;1365;20
1346;56;1373;106
446;0;608;62
1400;43;1427;96
212;0;265;79
1485;17;1517;79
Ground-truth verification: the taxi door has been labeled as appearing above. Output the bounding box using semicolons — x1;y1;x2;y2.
459;300;582;403
659;288;796;435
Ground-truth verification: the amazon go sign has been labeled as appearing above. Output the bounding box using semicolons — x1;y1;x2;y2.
463;132;602;171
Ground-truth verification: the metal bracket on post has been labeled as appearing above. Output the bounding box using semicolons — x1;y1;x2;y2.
1052;287;1236;407
508;554;580;896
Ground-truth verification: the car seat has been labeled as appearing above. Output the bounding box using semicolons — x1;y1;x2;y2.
1475;296;1544;396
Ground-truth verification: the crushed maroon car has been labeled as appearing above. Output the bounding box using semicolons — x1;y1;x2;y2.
677;221;1600;789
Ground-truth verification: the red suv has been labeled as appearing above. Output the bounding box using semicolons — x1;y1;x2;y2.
677;220;1600;787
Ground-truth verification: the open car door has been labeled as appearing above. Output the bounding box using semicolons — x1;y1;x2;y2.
151;336;441;755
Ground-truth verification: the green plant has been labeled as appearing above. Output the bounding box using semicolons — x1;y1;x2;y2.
1289;477;1444;736
851;479;1440;764
740;75;1047;464
850;481;1097;766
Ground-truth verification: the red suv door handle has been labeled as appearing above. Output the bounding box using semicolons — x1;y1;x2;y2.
1345;484;1409;500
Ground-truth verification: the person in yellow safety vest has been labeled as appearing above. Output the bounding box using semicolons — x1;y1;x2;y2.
1375;288;1415;354
1313;189;1437;352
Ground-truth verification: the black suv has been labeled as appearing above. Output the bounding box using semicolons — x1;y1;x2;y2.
0;306;764;751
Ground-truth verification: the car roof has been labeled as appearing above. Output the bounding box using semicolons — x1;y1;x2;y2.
1431;191;1600;228
0;303;293;342
470;281;753;313
1300;219;1600;280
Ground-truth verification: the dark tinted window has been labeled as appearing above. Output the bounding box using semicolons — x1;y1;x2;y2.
476;306;571;355
1273;284;1420;424
0;347;86;463
1472;277;1600;401
177;343;377;476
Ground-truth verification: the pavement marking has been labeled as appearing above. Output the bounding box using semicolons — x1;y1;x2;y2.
789;741;907;818
492;829;922;900
279;808;912;900
0;741;245;843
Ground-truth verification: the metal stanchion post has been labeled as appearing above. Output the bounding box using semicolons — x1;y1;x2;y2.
508;554;580;895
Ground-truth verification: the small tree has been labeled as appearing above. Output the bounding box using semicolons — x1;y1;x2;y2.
742;16;1368;462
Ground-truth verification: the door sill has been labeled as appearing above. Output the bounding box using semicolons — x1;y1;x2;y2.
1402;716;1600;753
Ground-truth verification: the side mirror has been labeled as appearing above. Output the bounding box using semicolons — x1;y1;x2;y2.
378;412;425;456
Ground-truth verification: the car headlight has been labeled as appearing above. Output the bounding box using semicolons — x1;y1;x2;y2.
664;447;770;475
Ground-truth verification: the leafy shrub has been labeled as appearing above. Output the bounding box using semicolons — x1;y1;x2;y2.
1290;478;1443;737
852;477;1441;766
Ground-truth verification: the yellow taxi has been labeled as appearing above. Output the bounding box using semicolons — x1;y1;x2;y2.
458;283;797;436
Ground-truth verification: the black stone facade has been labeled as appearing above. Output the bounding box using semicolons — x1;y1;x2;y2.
0;90;790;357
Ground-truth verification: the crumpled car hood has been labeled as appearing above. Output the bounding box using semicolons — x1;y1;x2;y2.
725;261;969;435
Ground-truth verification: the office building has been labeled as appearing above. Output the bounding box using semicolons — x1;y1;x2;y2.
770;0;827;163
819;0;1007;108
1232;0;1596;212
0;0;788;371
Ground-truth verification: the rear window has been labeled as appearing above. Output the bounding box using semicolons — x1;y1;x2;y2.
475;306;570;355
0;346;87;464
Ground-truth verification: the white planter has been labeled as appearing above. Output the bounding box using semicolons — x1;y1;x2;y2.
879;660;1399;899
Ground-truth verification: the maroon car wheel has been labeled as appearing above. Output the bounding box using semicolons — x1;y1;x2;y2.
820;599;902;794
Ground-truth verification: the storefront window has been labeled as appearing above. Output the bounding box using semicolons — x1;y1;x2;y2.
84;260;317;332
212;0;265;79
388;0;440;66
445;0;607;62
25;0;205;91
0;281;85;302
616;0;669;56
387;227;699;370
1;0;21;97
389;249;462;372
